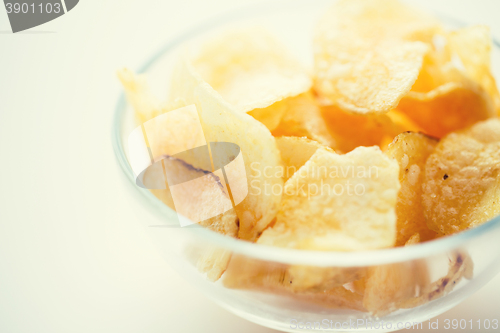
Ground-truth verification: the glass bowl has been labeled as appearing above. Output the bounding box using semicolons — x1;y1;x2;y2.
112;1;500;331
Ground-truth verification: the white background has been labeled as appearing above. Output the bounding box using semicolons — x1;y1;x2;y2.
0;1;499;332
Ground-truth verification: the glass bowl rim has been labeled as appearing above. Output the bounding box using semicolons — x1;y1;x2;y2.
111;0;500;267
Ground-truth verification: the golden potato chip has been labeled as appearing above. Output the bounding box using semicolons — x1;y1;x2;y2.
188;27;311;113
314;0;439;114
170;59;283;241
423;118;500;235
404;233;421;246
197;247;232;282
117;68;185;124
363;260;430;316
287;265;365;292
411;38;462;93
222;255;291;291
321;105;423;153
247;98;288;131
296;286;366;311
257;146;400;251
223;256;365;311
348;278;366;296
385;109;423;133
141;104;208;168
144;157;238;281
385;132;439;246
400;252;474;309
144;157;239;235
272;92;337;148
398;80;495;138
275;136;324;181
447;25;500;113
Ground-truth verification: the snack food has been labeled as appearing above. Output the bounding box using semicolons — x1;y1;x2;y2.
257;146;400;251
385;132;439;245
423;118;500;235
119;0;500;317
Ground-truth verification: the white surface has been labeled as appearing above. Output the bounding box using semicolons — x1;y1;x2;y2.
0;1;499;332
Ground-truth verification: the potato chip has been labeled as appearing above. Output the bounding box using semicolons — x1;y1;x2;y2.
247;98;288;131
141;104;208;169
188;27;311;113
403;26;497;138
287;265;365;292
222;255;290;291
170;59;283;241
411;38;461;93
257;146;400;251
144;157;238;281
349;278;366;296
272;92;337;148
322;105;422;153
144;157;239;235
385;132;439;245
224;245;364;293
223;255;365;311
447;25;500;113
363;260;430;316
275;136;324;181
320;105;394;152
404;233;421;246
296;286;366;311
398;80;495;138
400;252;474;309
197;247;232;282
117;68;185;124
423;118;500;235
314;0;439;114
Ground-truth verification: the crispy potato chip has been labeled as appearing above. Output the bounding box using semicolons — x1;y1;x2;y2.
296;286;366;311
386;109;423;133
447;25;500;113
315;41;428;114
423;118;500;235
257;146;400;251
411;37;462;93
405;26;497;138
272;92;337;148
404;233;421;246
197;247;232;282
275;136;324;181
386;132;439;245
400;252;474;309
322;105;423;153
363;260;430;316
398;80;495;138
223;256;365;311
287;265;365;292
314;0;439;114
170;59;283;241
117;68;185;124
120;69;239;238
141;104;208;169
144;157;239;235
188;28;311;113
247;98;288;131
144;157;238;281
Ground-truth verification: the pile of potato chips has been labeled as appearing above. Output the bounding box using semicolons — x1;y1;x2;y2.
119;0;500;316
